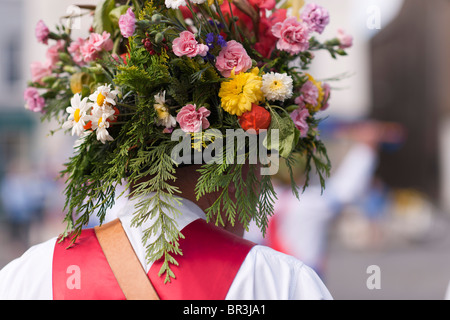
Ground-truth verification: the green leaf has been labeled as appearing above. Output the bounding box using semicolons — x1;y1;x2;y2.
93;0;116;34
263;107;298;159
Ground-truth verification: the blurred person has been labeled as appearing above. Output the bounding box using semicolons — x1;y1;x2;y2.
245;120;405;278
356;177;390;249
0;162;46;248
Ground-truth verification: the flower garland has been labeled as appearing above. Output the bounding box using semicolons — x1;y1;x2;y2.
24;0;352;282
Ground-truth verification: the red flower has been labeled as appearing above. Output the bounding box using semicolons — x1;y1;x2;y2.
220;3;286;58
255;9;287;58
83;121;92;130
120;53;130;65
109;107;120;124
238;104;271;134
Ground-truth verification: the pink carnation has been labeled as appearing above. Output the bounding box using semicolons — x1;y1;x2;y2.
271;17;311;55
290;107;310;138
337;29;353;49
215;40;252;78
119;8;136;38
30;61;52;84
172;31;209;58
46;40;65;67
80;32;114;62
176;104;211;133
300;3;330;34
295;81;319;107
68;38;86;66
35;20;50;45
24;87;45;113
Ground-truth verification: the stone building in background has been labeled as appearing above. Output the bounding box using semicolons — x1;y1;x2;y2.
370;0;450;211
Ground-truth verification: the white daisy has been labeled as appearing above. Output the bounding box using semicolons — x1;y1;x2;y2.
261;72;294;102
89;107;116;144
154;91;176;129
62;93;91;136
95;118;114;144
165;0;186;9
88;84;120;109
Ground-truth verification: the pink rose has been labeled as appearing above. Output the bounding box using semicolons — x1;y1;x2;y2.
24;87;45;113
35;20;49;44
215;40;253;78
176;104;211;133
290;107;310;138
81;32;114;62
337;29;353;49
119;8;136;38
271;17;311;55
30;61;52;84
172;31;209;58
68;38;86;65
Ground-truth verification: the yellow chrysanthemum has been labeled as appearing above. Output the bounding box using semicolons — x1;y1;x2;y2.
219;68;264;117
305;73;324;113
207;0;223;5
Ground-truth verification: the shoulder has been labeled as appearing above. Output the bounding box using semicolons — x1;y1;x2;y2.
0;237;56;300
227;245;333;300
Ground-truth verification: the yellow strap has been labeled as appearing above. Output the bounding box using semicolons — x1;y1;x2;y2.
94;219;160;300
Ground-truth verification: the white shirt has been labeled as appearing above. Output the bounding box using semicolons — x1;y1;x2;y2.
0;195;332;300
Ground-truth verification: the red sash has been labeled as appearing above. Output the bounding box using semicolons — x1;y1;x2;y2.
52;219;255;300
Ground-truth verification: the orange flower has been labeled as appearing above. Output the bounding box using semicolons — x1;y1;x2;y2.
238;104;271;134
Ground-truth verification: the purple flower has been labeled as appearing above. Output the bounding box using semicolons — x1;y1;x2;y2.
35;20;50;44
300;3;330;34
206;33;215;48
217;35;227;48
295;81;319;107
208;20;225;30
119;8;136;38
205;33;227;49
290;107;310;138
24;87;45;113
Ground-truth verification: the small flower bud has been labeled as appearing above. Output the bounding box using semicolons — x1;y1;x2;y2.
155;33;164;44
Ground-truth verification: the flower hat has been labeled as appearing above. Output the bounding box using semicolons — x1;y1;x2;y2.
25;0;352;282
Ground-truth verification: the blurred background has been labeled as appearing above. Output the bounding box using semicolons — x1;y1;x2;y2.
1;0;450;300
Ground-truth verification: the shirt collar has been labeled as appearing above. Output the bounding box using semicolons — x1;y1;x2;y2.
114;193;207;271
